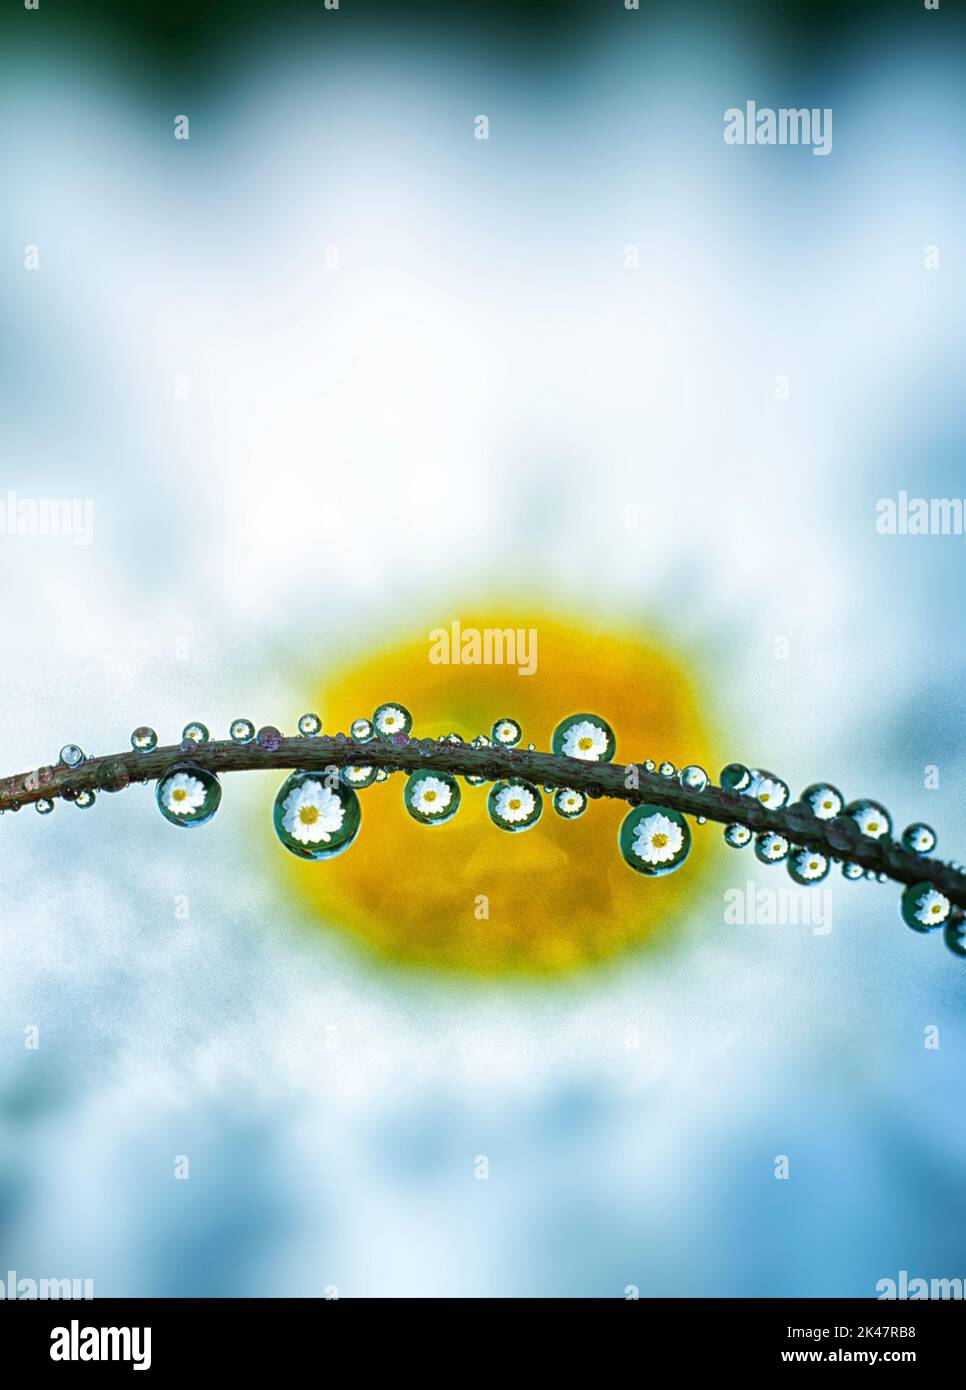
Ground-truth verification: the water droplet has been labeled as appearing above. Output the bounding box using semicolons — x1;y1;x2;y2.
351;718;373;742
273;770;361;860
659;761;675;778
156;764;221;827
943;918;966;958
754;832;789;864
372;703;413;742
375;768;389;783
341;764;377;789
74;789;96;810
526;742;535;752
298;712;322;737
60;744;85;768
784;801;814;835
752;772;789;810
487;779;542;833
60;782;81;803
417;738;437;758
181;722;209;746
787;847;830;885
900;881;950;933
131;727;158;753
679;765;708;792
619;804;690;876
36;798;54;815
827;815;860;852
901;822;936;854
464;773;486;787
256;726;283;751
404;771;461;825
95;760;130;793
553;787;587;819
644;759;655;772
800;783;843;820
696;815;707;825
491;718;522;748
842;862;864;880
443;732;464;745
847;798;891;840
230;719;255;744
724;823;751;849
720;763;751;792
551;713;616;763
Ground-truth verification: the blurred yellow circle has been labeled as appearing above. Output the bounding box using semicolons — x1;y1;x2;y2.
279;610;720;976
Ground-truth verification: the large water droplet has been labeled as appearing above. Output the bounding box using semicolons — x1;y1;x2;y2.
901;822;936;854
60;744;85;768
231;719;255;744
553;787;587;819
787;847;830;884
181;722;209;746
273;770;360;860
372;703;413;742
351;718;373;742
551;713;616;763
156;764;221;827
298;713;322;737
487;779;542;832
404;771;461;825
131;727;158;753
724;823;752;849
619;804;690;876
900;881;950;933
847;798;891;840
491;717;522;748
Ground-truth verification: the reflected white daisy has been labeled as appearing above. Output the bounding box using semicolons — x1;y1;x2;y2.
410;776;453;816
758;833;788;861
632;812;683;866
376;706;406;735
807;786;842;819
282;780;345;845
494;721;520;745
558;790;584;814
495;786;535;823
343;765;374;784
853;804;887;838
162;772;206;816
793;849;827;881
756;778;786;808
911;887;950;928
562;720;608;760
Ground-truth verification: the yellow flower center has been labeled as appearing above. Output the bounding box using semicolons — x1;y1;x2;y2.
760;792;770;802
652;832;668;848
809;861;818;871
299;806;320;825
508;798;521;811
868;821;879;833
822;799;833;810
578;736;593;750
172;788;187;802
424;790;437;802
931;903;941;915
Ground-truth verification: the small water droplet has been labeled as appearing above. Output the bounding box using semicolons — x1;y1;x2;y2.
131;727;158;752
351;718;373;742
36;798;54;815
754;831;789;864
659;761;675;778
341;764;377;789
181;722;209;746
720;762;751;792
847;798;891;840
724;823;751;849
644;759;655;772
95;760;130;793
900;881;950;932
60;744;85;769
74;789;96;810
787;847;830;884
842;862;864;880
404;771;461;825
230;719;255;744
619;804;690;875
752;772;789;810
553;787;587;819
298;712;322;737
679;765;708;792
487;779;542;832
256;726;283;751
373;703;413;742
800;783;843;820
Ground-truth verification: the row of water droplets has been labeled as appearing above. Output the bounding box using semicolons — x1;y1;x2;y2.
21;709;966;959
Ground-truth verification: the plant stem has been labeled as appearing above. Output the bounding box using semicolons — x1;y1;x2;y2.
4;734;965;909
